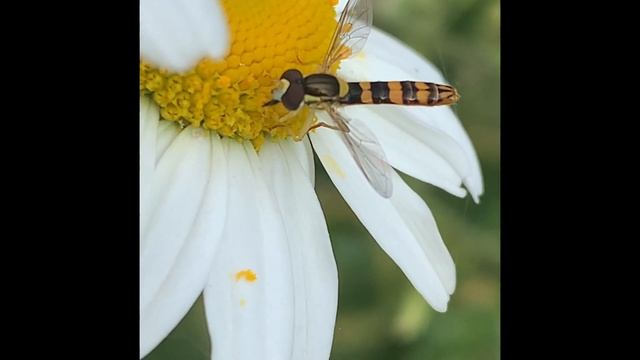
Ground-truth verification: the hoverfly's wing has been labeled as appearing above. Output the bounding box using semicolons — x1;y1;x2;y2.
326;108;393;198
320;0;373;73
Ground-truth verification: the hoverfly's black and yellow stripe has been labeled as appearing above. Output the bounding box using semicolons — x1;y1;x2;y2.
339;81;459;106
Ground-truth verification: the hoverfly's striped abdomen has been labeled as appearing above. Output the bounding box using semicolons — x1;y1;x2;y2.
340;81;460;106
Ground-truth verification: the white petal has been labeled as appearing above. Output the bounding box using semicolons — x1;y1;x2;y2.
140;95;159;244
140;126;210;351
155;120;181;165
287;136;315;186
339;28;484;201
359;28;448;83
141;126;210;258
260;140;338;360
386;106;483;202
140;0;230;72
311;127;455;312
338;106;467;198
140;132;228;358
204;140;295;360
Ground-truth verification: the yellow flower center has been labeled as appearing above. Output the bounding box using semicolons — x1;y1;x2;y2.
140;0;340;149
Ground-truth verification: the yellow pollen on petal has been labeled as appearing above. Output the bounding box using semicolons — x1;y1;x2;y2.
235;269;257;282
321;155;346;178
140;0;341;148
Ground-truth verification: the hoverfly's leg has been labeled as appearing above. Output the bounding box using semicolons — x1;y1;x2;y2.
327;107;350;132
295;110;317;140
267;107;302;139
276;109;299;124
293;109;321;141
303;104;351;136
269;124;291;136
306;121;343;133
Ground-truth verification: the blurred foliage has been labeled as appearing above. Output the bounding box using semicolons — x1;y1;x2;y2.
146;0;499;359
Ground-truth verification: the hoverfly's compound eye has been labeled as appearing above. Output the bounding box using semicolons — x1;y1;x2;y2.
279;69;305;111
281;69;303;83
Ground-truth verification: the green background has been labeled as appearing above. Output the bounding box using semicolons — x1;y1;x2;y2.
145;0;499;358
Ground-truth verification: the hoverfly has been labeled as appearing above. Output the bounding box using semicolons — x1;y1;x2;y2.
264;0;460;198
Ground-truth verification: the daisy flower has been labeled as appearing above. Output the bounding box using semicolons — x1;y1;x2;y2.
140;0;483;359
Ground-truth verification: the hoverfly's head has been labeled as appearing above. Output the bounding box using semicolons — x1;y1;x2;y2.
263;69;305;110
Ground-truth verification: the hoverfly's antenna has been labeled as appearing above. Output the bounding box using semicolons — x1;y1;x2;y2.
264;77;293;107
263;99;280;107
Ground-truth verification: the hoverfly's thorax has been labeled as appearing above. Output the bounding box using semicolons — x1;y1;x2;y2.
303;74;341;98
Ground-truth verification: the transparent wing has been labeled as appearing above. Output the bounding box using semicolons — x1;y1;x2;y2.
320;0;373;73
326;107;393;198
